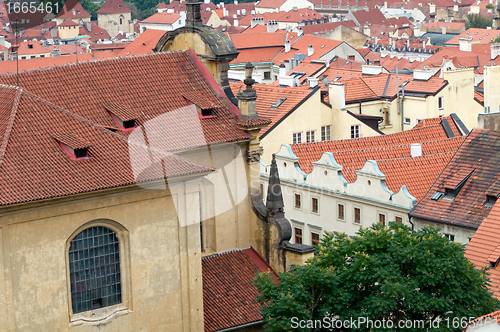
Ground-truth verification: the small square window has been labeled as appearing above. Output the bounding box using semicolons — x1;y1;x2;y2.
338;204;344;220
306;130;316;143
321;125;331;141
351;125;360;138
354;207;361;223
379;213;386;226
311;197;319;213
294;194;301;209
264;71;271;80
293;132;302;144
311;232;320;246
295;228;302;244
395;216;403;224
403;117;411;125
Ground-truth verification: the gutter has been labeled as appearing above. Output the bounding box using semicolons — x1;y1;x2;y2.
216;320;263;332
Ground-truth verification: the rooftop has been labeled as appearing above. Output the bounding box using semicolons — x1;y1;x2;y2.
140;12;181;24
96;0;132;14
410;129;500;229
445;28;500;45
202;247;278;332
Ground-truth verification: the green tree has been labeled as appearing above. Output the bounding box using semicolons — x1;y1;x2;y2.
79;0;103;21
486;3;493;9
465;13;493;29
255;223;499;332
494;36;500;43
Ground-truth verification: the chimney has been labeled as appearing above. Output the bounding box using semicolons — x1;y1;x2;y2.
491;43;500;60
430;3;435;13
422;40;426;50
279;63;286;76
186;0;203;27
329;83;346;110
234;0;238;4
297;26;303;36
308;44;314;57
52;48;61;57
242;8;246;15
453;4;458;11
233;14;237;18
293;6;298;10
285;40;291;52
234;19;239;26
251;17;264;28
411;143;422;157
267;20;278;33
204;0;209;3
363;25;370;36
459;36;472;52
309;78;319;88
237;9;240;15
406;39;410;49
237;63;258;119
441;25;447;34
361;64;383;75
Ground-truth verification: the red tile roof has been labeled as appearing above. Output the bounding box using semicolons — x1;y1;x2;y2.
421;21;465;31
56;0;92;19
465;201;500;299
445;28;500;45
275;8;324;22
0;50;251;206
119;29;165;56
286;61;325;84
79;23;111;42
202;247;278;332
140;12;181;24
301;21;357;35
48;44;86;56
17;41;50;56
351;8;392;26
0;52;118;75
237;11;283;26
380;56;423;71
230;81;313;136
59;19;80;27
290;116;466;200
96;0;132;14
474;90;484;106
410;129;500;229
273;34;342;64
256;0;288;9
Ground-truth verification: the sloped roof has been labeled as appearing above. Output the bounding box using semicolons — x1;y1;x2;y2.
474;90;484;106
202;247;278;332
96;0;132;14
0;52;118;75
140;12;181;24
301;21;357;35
275;8;324;22
59;19;80;27
56;0;92;19
465;200;500;299
290;116;467;201
273;34;342;64
256;0;288;9
445;28;500;45
351;8;392;26
79;23;111;42
0;50;251;206
230;82;313;137
17;41;50;55
119;29;165;56
410;129;500;229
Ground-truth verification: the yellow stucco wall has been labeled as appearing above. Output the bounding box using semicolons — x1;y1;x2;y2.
484;65;500;114
58;25;79;39
0;183;204;332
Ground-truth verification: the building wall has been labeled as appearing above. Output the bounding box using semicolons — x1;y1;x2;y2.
0;182;204;331
97;12;133;37
58;25;79;39
316;42;366;63
411;217;476;244
484;65;500;113
261;146;415;244
309;24;369;49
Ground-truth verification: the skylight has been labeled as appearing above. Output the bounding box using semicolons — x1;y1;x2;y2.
271;98;286;108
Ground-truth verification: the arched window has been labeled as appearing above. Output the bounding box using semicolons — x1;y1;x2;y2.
120;15;124;25
69;226;121;314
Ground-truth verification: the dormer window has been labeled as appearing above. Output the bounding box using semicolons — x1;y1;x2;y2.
183;93;216;119
443;168;475;200
485;194;498;207
54;132;91;161
104;102;138;132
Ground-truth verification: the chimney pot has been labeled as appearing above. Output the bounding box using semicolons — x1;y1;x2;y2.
285;40;291;52
411;143;422;158
308;44;314;56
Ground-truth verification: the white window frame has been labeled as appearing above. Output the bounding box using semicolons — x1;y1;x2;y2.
351;125;360;139
403;117;411;125
306;130;316;143
293;132;302;144
321;125;331;141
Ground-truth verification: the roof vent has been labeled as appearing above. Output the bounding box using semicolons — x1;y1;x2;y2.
104;102;138;131
183;93;218;118
431;192;444;201
54;132;91;161
271;98;286;108
411;143;422;157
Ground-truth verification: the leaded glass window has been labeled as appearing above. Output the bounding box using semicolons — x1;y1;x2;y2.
69;226;121;314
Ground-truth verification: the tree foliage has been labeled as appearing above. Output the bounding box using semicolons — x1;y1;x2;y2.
465;13;493;29
79;0;103;21
494;36;500;43
255;223;499;332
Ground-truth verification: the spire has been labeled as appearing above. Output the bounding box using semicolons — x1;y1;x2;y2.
186;0;202;27
266;154;284;214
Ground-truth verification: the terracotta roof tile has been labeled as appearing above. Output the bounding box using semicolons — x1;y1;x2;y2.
17;41;50;56
475;90;484;106
465;200;500;299
410;129;500;229
273;34;342;64
290;116;466;200
119;29;165;56
0;50;250;206
256;0;288;9
445;28;500;45
301;21;357;35
79;23;111;42
140;12;181;24
230;82;313;136
59;19;80;27
202;247;277;332
96;0;131;14
56;0;92;19
352;8;392;26
275;8;324;23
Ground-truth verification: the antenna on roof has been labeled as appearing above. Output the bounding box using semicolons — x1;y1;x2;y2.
323;78;329;87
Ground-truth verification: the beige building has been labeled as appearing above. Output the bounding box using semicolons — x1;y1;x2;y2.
97;0;134;37
58;20;80;39
54;0;92;26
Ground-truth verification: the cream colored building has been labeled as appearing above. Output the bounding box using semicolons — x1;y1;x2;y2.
261;146;415;244
97;0;134;37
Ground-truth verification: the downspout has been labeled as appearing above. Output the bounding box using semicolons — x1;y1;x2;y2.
401;83;406;132
359;101;362;114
